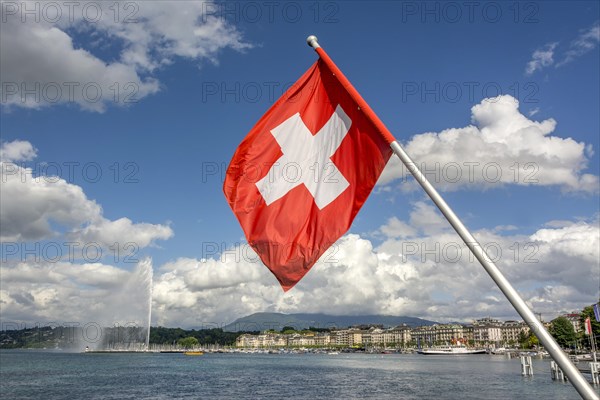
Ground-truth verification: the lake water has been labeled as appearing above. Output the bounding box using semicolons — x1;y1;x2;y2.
0;350;587;399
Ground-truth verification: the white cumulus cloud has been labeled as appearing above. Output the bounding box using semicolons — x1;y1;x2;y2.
4;204;597;328
0;140;173;251
147;203;599;327
75;217;173;251
378;95;598;193
0;1;250;112
0;140;37;162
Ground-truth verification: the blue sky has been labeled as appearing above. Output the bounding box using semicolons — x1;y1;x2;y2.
1;1;599;328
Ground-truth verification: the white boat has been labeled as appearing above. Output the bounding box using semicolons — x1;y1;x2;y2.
417;345;486;355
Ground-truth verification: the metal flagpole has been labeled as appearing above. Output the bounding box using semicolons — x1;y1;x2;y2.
306;35;599;400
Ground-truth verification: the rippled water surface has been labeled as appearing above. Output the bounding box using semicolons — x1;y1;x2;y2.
0;350;584;399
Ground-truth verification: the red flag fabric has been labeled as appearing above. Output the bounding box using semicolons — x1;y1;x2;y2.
223;59;392;291
585;317;592;335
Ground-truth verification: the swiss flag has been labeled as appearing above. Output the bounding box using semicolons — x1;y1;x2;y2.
223;59;392;291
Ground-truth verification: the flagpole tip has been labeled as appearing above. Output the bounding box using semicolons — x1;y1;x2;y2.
306;35;320;49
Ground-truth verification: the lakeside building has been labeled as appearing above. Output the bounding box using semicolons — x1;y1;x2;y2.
561;313;582;333
410;324;471;345
472;318;503;345
348;329;364;347
288;333;316;347
235;319;534;349
377;326;412;347
331;326;413;348
236;333;287;348
313;333;331;347
472;324;502;344
501;320;531;344
333;329;349;346
236;326;413;349
471;318;531;346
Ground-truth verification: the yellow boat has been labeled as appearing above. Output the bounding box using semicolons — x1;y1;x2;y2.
184;351;204;356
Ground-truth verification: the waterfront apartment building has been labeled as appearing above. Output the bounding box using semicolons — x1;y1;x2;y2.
313;332;331;347
410;324;469;345
561;313;581;333
236;334;257;348
501;320;530;344
329;326;410;347
339;326;412;348
235;333;287;348
287;333;316;347
235;319;535;349
236;326;412;349
471;318;530;346
472;325;502;344
330;328;370;347
333;329;349;346
348;329;364;347
380;326;411;346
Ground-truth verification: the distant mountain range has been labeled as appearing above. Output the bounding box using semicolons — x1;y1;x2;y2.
223;312;437;332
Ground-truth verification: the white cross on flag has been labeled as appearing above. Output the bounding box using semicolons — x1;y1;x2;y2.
223;59;392;291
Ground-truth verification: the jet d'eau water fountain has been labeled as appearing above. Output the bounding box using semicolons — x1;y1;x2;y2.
78;259;154;352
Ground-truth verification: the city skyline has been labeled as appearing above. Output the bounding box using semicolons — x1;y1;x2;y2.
1;1;599;329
